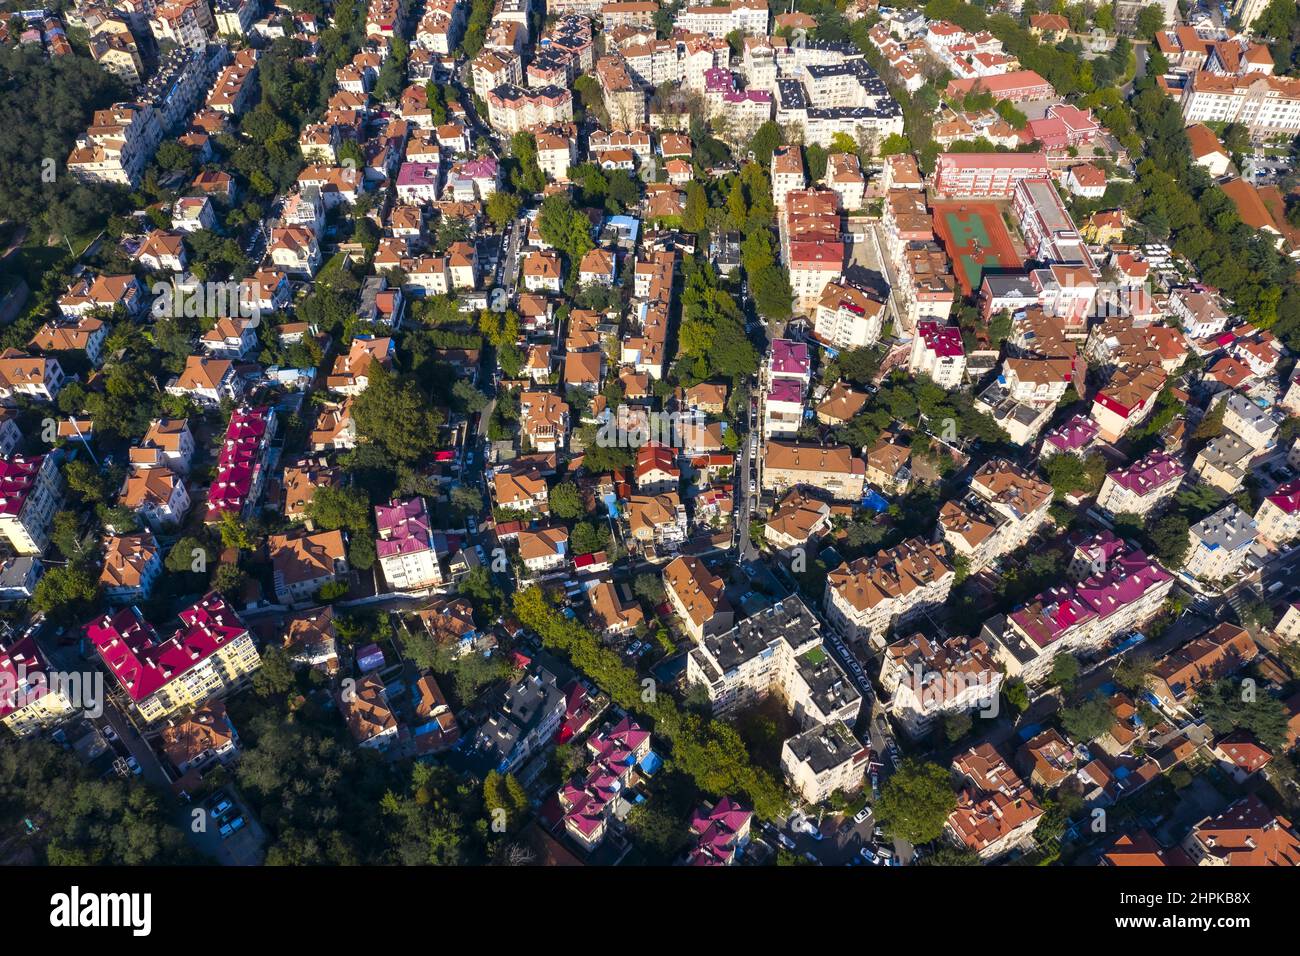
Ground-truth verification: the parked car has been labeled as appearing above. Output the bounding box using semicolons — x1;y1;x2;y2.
854;806;872;825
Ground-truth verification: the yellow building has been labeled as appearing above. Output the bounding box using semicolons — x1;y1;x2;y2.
87;594;261;724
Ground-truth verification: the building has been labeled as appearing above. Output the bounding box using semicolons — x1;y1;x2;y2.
159;701;239;775
938;459;1053;572
340;674;399;749
0;638;77;738
374;497;443;591
909;322;966;388
880;632;1001;740
992;537;1174;684
1181;71;1300;137
472;666;567;773
932;152;1050;198
86;595;261;725
100;531;163;604
0;454;61;556
1149;622;1258;712
204;405;275;525
685;596;861;727
824;539;955;648
684;798;752;866
268;529;349;604
781;720;868;804
946;743;1043;860
1184;503;1257;582
1181;794;1300;866
1095;451;1185;518
558;716;652;850
664;554;733;642
1255;479;1300;545
812;281;886;350
1192;431;1255;494
761;441;866;501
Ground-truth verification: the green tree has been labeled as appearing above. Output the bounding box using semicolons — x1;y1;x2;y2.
1049;653;1081;693
549;481;584;520
352;364;443;464
1060;696;1115;741
486;189;522;229
253;645;296;696
874;759;957;845
482;770;530;833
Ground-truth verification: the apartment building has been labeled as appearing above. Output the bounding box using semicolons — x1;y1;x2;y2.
67;101;163;187
909;322;966;388
991;540;1174;684
0;454;62;556
472;666;566;773
268;529;349;605
1184;503;1257;582
1192;431;1254;494
824;538;955;648
374;497;444;591
812;281;886;350
1149;622;1258;712
938;459;1052;572
1181;71;1300;137
880;632;1001;740
663;554;734;642
559;717;652;851
674;0;769;37
205;405;275;525
87;595;261;725
1090;364;1166;443
1255;479;1300;545
762;441;866;501
686;596;861;727
932;152;1050;198
486;84;573;135
1181;794;1300;866
781;720;869;804
946;743;1044;860
99;531;163;604
1095;451;1186;518
0;637;77;738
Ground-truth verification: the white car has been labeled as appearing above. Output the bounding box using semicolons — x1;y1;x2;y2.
853;806;871;825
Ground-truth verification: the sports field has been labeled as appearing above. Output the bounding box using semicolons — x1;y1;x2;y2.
931;201;1023;298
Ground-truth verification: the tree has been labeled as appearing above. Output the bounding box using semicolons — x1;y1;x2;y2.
943;711;973;743
212;562;247;598
879;133;911;156
166;535;212;575
253;645;296;696
1197;679;1290;751
748;122;784;166
1061;696;1115;741
217;511;257;551
63;458;113;504
482;770;530;833
1148;513;1190;568
874;759;957;845
1041;452;1106;498
352;364;443;464
307;485;372;534
1004;678;1030;714
1112;655;1154;694
682;180;708;234
486;189;522;229
549;481;584;520
1134;4;1164;40
1048;653;1080;692
32;566;99;622
633;572;665;605
919;845;980;866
